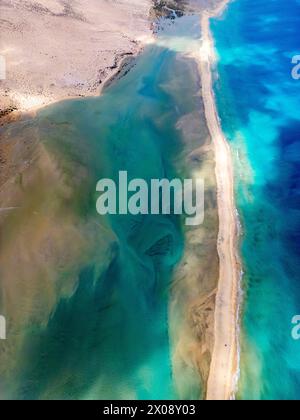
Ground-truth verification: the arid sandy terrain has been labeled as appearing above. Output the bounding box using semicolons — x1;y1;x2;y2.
0;0;152;115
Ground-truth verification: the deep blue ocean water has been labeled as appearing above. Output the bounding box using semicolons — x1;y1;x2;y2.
211;0;300;399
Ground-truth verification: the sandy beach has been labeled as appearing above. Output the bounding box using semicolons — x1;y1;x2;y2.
0;0;152;117
198;1;241;400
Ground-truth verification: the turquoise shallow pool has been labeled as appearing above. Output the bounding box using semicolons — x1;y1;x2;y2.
211;0;300;400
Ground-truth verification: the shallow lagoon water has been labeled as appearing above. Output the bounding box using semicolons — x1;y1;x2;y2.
0;16;217;400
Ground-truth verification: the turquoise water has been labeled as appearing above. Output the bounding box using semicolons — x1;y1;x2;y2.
25;45;184;401
211;0;300;400
0;16;211;400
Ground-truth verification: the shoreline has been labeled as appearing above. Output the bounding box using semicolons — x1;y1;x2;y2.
0;0;190;126
198;1;242;400
0;47;147;126
0;0;153;124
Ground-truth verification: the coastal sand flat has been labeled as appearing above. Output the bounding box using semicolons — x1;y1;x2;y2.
0;0;151;113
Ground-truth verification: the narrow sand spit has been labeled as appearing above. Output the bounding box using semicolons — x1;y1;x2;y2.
198;1;241;400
